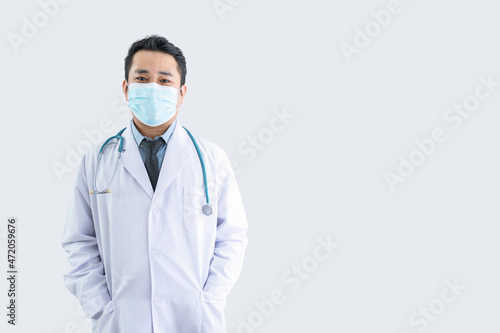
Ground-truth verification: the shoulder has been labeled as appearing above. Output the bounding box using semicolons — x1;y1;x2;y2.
182;129;231;172
192;136;236;192
194;136;229;163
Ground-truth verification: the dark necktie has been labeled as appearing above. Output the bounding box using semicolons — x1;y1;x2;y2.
140;138;165;191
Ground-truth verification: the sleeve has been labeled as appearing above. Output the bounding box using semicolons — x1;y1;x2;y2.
61;153;112;319
202;150;249;303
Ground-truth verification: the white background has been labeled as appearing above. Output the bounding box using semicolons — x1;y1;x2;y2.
1;0;499;332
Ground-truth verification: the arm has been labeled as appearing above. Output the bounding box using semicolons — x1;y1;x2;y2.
61;153;111;318
202;151;249;303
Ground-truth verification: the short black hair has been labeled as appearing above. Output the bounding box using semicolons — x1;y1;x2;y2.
124;35;187;87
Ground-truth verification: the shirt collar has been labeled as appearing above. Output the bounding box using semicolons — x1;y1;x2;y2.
130;118;178;146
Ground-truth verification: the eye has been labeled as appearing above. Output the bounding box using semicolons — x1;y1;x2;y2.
136;77;147;81
160;79;170;83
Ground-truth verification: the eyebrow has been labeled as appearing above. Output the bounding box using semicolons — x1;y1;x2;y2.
134;69;173;77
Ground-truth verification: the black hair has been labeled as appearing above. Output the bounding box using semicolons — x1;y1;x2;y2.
124;35;187;87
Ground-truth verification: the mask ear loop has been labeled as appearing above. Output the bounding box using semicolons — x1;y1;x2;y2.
176;85;184;112
125;80;130;102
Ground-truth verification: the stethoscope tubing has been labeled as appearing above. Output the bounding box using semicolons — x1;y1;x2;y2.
182;126;210;205
90;126;213;215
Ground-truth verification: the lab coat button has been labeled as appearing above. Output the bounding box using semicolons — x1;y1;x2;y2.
154;297;162;304
152;249;159;257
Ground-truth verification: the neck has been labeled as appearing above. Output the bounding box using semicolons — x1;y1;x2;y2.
133;118;175;139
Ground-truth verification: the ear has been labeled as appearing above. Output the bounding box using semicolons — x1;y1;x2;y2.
122;79;129;102
179;85;187;101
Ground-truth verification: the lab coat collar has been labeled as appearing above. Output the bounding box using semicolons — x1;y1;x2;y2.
120;119;191;200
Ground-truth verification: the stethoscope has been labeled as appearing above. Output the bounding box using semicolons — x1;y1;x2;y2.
89;126;214;216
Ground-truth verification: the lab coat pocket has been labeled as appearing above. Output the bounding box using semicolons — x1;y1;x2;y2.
183;186;216;234
91;299;119;333
199;291;227;332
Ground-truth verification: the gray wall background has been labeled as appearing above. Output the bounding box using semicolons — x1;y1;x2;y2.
1;0;499;332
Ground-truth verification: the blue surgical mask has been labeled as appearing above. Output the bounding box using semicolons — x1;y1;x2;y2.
127;82;181;127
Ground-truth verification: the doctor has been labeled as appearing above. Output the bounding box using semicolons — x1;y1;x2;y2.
61;35;249;333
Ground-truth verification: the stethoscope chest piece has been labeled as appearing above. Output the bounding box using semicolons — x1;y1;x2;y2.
202;203;214;216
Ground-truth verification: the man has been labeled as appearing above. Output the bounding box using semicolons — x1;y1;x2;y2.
61;35;249;333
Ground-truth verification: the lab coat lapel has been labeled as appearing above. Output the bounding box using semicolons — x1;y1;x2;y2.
119;126;154;199
154;120;191;199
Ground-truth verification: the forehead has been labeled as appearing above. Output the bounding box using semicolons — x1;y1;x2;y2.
130;50;179;77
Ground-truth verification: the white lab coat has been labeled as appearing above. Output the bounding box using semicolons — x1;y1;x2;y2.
61;120;248;333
